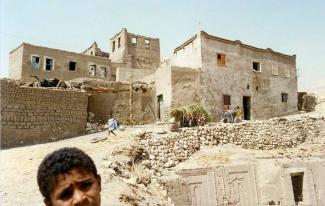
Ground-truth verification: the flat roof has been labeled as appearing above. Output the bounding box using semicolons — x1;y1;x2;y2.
10;42;110;61
174;31;296;59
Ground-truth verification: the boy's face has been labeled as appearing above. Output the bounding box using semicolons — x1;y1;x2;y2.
46;168;101;206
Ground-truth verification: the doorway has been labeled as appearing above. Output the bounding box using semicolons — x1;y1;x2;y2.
291;172;304;205
243;96;251;120
157;95;163;120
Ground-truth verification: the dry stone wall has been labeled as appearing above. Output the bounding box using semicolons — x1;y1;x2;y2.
140;117;322;169
0;80;88;148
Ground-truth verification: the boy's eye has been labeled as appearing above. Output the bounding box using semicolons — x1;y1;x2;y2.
80;181;93;190
59;188;73;200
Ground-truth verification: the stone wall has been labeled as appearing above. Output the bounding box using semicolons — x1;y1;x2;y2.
140;117;322;169
0;80;88;148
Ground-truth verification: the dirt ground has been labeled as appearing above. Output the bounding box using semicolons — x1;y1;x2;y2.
0;125;170;206
1;96;324;206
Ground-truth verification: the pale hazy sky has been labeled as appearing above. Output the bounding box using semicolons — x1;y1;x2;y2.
1;0;324;90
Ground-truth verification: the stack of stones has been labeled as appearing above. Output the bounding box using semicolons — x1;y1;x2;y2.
85;122;106;134
140;117;322;169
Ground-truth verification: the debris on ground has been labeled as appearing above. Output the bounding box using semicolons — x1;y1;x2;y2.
90;136;108;143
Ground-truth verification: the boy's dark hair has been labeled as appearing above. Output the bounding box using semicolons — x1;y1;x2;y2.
37;147;98;199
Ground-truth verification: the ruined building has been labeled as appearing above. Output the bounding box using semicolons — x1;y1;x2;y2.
8;28;298;122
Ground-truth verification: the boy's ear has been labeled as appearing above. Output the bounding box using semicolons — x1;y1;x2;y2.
44;198;51;206
96;175;102;191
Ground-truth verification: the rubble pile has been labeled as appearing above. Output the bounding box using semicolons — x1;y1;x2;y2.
86;112;106;134
85;122;106;134
140;117;322;170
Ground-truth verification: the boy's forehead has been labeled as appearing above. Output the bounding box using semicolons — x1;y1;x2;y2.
53;168;94;185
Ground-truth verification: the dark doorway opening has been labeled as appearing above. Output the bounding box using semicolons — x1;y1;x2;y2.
157;95;163;120
291;172;304;205
243;96;251;120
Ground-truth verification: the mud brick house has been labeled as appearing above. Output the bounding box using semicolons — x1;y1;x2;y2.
154;31;297;120
8;28;298;123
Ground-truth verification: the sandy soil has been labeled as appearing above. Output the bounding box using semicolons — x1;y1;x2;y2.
0;125;168;206
1;98;324;206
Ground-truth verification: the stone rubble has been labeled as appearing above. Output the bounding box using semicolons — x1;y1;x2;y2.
85;122;106;134
140;117;323;170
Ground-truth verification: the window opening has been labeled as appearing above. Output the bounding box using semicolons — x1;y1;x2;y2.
112;41;115;52
144;39;150;49
99;67;107;77
253;61;261;72
45;58;54;71
223;95;231;106
69;61;76;71
31;56;40;69
217;53;226;66
282;93;288;102
89;65;96;76
132;37;137;46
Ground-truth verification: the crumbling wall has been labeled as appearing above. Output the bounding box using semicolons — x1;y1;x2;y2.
110;28;160;70
88;91;118;123
298;92;317;112
140;117;322;168
112;84;156;124
0;79;88;148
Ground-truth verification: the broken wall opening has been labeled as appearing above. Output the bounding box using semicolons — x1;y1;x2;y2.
76;79;156;125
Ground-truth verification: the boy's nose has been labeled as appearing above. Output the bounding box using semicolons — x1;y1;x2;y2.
73;190;89;205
